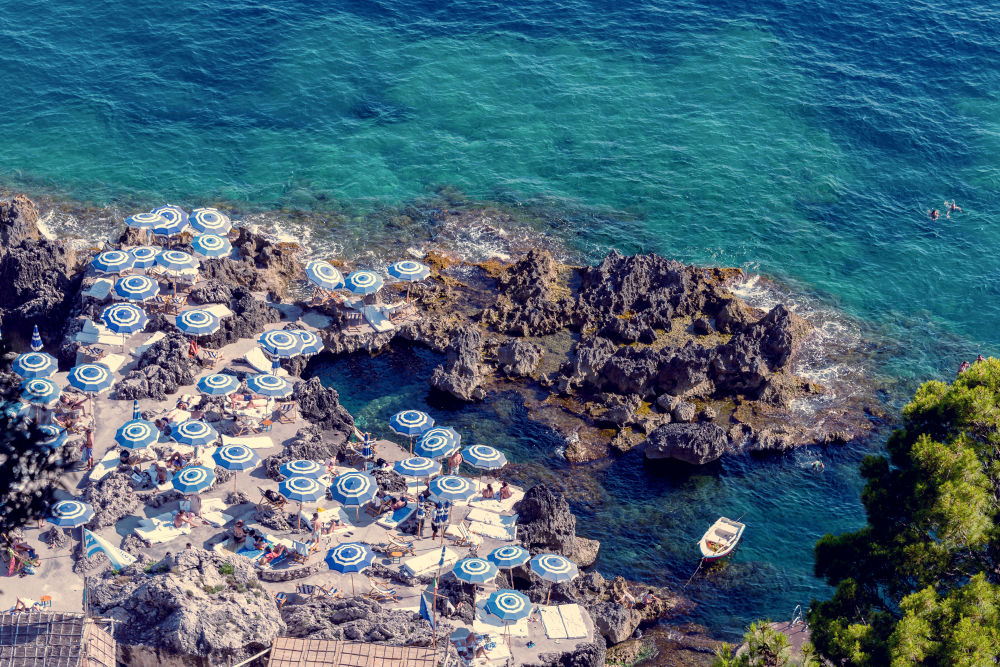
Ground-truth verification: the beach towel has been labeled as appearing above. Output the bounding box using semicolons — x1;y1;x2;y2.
558;603;588;639
134;514;191;544
468;520;516;541
203;304;233;319
402;546;459;577
539;605;568;640
466;508;517;527
100;353;127;373
376;505;415;529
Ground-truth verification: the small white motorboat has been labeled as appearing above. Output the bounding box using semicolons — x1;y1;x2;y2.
698;516;745;561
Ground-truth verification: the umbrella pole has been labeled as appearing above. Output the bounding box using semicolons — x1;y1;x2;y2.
297;501;302;532
547;583;552;606
351;573;355;596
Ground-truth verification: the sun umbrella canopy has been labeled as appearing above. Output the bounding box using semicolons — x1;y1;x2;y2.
156;249;198;272
92;250;135;274
529;553;579;583
488;545;530;569
125;212;164;230
115;275;160;301
191;233;232;258
278;476;325;502
280;460;323;479
213;444;260;471
37;425;67;449
151;205;189;236
196;373;240;396
345;270;383;295
453;557;499;584
247;373;291;398
21;378;60;405
172;466;215;494
388;260;430;282
172;420;219;447
393;457;441;478
295;330;323;356
129;245;160;268
101;302;148;335
389;410;434;437
428;475;477;503
115;419;159;450
30;325;43;352
48;500;94;527
325;542;374;573
329;471;377;507
415;427;460;459
304;260;344;291
68;364;113;394
190;208;232;234
13;352;57;379
462;445;508;470
258;330;304;358
485;589;533;622
176;309;220;336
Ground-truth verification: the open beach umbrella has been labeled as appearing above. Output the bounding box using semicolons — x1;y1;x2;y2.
330;471;377;520
390;409;434;454
325;542;374;595
345;270;383;296
30;325;43;352
176;309;220;337
415;427;460;459
304;260;344;291
258;330;304;359
129;245;160;269
151;205;189;238
49;499;95;556
388;260;430;283
453;557;499;610
462;445;508;471
488;545;530;587
530;553;580;604
247;373;291;398
156;249;199;272
429;475;477;503
115;418;160;450
21;378;60;405
37;425;67;450
114;274;159;302
92;249;135;275
68;364;114;394
101;302;148;351
393;456;441;478
190;208;232;234
125;212;164;243
279;476;326;531
213;444;260;492
191;233;232;258
294;330;323;356
13;352;57;379
172;466;215;494
197;373;240;397
485;589;533;648
172;420;219;447
280;460;324;479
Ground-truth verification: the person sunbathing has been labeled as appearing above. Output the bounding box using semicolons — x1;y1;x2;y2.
233;520;247;542
12;598;36;612
155;464;169;486
481;484;495;500
390;496;408;511
262;543;288;564
498;481;512;500
173;510;201;528
165;452;189;470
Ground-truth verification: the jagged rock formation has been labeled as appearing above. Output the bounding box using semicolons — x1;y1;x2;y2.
430;325;487;401
513;486;600;568
291;378;355;442
117;334;198;400
643;423;731;465
281;596;447;646
84;472;142;527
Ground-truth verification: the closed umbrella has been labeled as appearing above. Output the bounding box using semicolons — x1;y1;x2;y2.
114;275;159;302
280;460;323;479
101;302;148;352
30;325;43;352
325;542;374;595
429;475;477;503
393;457;441;478
304;260;344;291
415;427;460;459
488;545;530;588
190;208;232;234
453;557;499;610
329;471;377;520
13;352;57;379
196;373;240;397
92;250;135;275
485;589;533;648
172;466;215;494
258;330;304;359
530;553;580;604
115;419;159;450
279;476;326;531
345;270;383;296
48;499;94;557
175;309;220;336
213;444;260;492
172;420;219;447
129;245;160;269
191;233;232;258
389;409;434;454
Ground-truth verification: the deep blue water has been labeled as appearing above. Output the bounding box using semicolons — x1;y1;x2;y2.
3;0;999;638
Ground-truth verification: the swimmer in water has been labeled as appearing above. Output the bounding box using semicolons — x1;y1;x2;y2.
946;200;962;218
928;209;940;221
811;460;825;471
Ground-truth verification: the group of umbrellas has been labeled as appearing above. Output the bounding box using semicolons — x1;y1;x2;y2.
304;258;431;300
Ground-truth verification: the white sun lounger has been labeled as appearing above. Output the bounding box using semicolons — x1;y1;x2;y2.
539;605;568;640
74;319;122;346
220;435;274;449
99;353;127;373
88;450;122;483
558;603;588;639
468;519;516;541
135;513;191;544
402;546;459;577
203;304;233;319
376;505;415;530
82;279;113;300
362;305;394;333
466;508;517;527
244;346;289;376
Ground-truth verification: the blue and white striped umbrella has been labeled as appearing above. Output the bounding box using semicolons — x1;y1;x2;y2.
529;553;579;583
258;330;303;358
488;545;530;570
101;302;149;334
172;466;215;494
278;476;325;503
325;542;374;574
172;420;219;447
30;325;43;352
190;208;232;234
388;260;430;282
415;427;461;459
197;373;240;396
393;457;441;478
453;557;499;584
247;373;291;398
115;275;160;302
115;419;159;450
330;471;377;507
389;410;434;437
304;260;344;291
345;270;383;295
151;205;189;236
213;444;260;471
92;250;135;274
13;352;57;379
37;425;67;449
280;460;324;479
428;475;477;503
68;364;113;394
156;249;199;272
191;234;232;258
129;246;160;268
125;212;164;230
176;309;220;336
485;589;533;622
21;378;60;405
463;445;508;470
295;330;323;356
48;500;94;527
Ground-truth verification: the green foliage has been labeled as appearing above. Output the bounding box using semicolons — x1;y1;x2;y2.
217;562;235;575
810;359;1000;665
712;621;819;667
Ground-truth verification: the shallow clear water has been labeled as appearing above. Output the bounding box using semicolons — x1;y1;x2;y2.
3;0;998;638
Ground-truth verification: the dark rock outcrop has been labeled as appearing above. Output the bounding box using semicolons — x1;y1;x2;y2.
480;249;574;336
117;334;197;400
643;423;730;465
291;378;354;444
513;485;598;567
262;427;348;480
497;338;543;377
281;596;446;646
0;194;41;246
85;472;141;527
528;641;607;667
430;325;487;401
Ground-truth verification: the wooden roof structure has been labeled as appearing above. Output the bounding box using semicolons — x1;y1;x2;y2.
0;612;116;667
268;638;438;667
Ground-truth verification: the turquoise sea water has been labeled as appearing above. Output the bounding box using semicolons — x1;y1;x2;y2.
3;0;999;638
